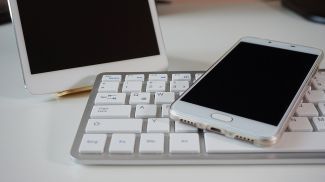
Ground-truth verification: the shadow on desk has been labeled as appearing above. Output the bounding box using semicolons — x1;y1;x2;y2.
46;92;90;165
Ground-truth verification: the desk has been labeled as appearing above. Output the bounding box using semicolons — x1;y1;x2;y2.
0;0;325;181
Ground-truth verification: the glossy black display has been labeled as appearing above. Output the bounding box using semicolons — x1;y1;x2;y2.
181;42;318;126
17;0;160;74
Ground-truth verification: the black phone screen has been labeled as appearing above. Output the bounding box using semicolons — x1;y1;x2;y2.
16;0;160;74
181;42;318;126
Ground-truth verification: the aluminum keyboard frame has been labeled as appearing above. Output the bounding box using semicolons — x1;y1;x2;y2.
70;71;325;165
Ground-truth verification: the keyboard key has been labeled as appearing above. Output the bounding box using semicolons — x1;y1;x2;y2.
79;134;106;153
295;103;319;117
98;82;120;93
204;132;325;153
122;81;143;93
172;73;191;81
170;81;189;92
139;133;164;153
169;133;200;153
125;74;145;81
94;93;126;105
312;79;325;90
288;117;313;132
314;72;325;80
175;121;198;132
194;73;203;81
161;104;171;117
102;75;122;82
146;81;166;92
135;105;157;118
317;103;325;116
312;117;325;131
148;74;168;81
90;105;131;118
305;90;325;103
129;92;150;104
86;119;143;133
109;134;136;154
147;118;170;133
154;92;175;104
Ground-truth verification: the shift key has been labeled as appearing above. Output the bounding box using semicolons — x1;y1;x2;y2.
90;105;131;118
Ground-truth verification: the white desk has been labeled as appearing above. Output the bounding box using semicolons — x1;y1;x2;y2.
1;0;325;181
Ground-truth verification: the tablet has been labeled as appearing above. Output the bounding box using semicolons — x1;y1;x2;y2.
8;0;168;94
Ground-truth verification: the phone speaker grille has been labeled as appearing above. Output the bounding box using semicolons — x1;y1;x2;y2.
234;135;254;144
179;119;197;127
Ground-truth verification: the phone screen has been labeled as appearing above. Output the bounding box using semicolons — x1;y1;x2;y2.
181;42;318;126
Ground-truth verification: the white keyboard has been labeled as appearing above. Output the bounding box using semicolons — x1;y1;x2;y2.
71;71;325;165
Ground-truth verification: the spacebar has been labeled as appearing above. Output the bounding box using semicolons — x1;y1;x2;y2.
204;132;325;153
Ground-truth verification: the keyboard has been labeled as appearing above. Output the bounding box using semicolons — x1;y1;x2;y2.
70;71;325;165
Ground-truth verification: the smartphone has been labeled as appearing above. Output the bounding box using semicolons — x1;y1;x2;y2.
170;37;323;147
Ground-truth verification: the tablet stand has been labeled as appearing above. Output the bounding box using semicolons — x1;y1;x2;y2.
56;86;92;97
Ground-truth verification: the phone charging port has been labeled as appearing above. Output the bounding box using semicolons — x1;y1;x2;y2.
209;127;222;135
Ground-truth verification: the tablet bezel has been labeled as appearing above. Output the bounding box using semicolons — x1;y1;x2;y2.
8;0;168;94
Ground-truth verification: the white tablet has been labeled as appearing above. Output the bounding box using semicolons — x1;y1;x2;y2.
8;0;168;94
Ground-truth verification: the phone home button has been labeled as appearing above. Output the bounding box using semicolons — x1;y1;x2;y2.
211;113;233;122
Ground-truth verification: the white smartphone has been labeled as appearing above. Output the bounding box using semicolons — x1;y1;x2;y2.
170;37;323;147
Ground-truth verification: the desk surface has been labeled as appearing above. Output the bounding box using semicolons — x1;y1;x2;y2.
0;0;325;181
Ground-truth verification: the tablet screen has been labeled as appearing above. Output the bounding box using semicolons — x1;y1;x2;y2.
17;0;160;74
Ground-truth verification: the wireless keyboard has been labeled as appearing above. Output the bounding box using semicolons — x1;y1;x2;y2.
71;71;325;165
